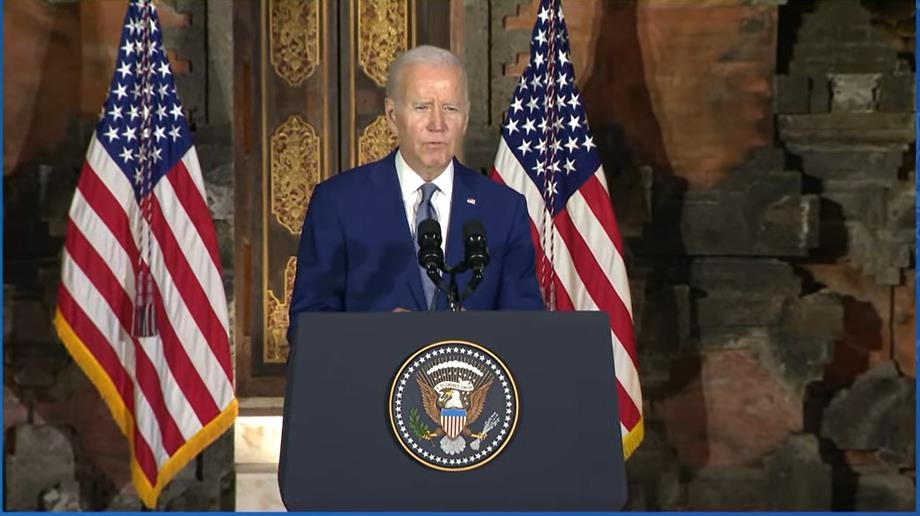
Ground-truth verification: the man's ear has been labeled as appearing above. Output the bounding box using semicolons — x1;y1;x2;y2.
384;98;396;119
384;98;398;132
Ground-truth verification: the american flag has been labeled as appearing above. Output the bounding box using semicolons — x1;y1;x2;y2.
490;0;643;458
53;0;237;507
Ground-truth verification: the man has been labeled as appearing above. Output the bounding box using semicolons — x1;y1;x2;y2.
288;45;543;338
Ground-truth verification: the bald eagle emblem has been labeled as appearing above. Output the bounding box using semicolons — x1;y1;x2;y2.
417;367;492;455
389;340;518;471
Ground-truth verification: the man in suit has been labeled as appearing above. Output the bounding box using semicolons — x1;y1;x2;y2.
288;45;543;338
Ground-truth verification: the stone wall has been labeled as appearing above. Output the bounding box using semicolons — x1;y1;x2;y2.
3;0;235;510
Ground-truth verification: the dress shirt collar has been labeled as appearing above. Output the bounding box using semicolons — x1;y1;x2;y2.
395;150;454;202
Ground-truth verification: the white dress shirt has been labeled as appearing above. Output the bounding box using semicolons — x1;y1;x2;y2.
395;150;453;255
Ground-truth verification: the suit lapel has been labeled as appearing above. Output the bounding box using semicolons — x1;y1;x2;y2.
371;151;427;310
445;167;474;277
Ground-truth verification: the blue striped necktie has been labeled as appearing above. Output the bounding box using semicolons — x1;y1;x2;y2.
415;183;439;308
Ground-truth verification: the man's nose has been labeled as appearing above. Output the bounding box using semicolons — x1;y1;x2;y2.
427;108;446;131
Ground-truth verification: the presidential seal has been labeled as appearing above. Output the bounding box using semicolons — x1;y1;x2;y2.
389;340;518;471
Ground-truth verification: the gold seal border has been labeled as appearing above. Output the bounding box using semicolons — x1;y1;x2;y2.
388;339;520;473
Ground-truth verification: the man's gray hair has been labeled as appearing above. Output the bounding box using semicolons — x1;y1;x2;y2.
385;45;469;103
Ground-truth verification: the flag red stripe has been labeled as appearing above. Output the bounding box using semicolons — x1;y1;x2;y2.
78;164;139;257
131;423;160;485
64;221;186;455
150;279;222;424
551;273;575;311
578;175;626;253
553;209;638;365
167;162;223;274
616;378;641;428
148;197;234;382
489;167;505;185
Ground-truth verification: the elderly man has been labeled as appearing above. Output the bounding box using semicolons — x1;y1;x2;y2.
288;45;542;336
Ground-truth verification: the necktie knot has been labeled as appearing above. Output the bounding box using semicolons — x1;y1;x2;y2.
419;182;437;203
418;183;438;221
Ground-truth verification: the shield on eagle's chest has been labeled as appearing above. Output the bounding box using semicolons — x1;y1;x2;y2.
440;408;467;439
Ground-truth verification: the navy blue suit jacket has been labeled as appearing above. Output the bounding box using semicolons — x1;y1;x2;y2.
288;151;543;340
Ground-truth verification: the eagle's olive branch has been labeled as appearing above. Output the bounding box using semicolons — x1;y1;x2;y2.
408;407;430;440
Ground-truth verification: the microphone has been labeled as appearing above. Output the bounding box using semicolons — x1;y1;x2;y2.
459;220;489;305
417;218;453;310
462;220;490;271
417;218;444;273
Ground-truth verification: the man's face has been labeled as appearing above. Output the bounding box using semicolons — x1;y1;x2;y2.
385;63;469;179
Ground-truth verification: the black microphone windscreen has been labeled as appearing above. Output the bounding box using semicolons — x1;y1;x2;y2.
418;218;442;242
462;219;485;239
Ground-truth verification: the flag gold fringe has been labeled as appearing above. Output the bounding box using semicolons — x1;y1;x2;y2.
54;309;238;509
622;417;644;460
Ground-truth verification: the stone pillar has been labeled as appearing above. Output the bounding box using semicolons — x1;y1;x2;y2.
775;0;915;511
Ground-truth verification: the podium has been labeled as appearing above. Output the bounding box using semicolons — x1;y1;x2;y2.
279;311;627;511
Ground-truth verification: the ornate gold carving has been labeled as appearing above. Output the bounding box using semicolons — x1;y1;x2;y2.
358;115;398;165
270;115;320;234
269;0;319;86
265;257;297;363
357;0;408;87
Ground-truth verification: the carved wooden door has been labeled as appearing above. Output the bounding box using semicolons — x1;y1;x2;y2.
233;0;449;396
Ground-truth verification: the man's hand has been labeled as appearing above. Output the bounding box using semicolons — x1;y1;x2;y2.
392;307;411;312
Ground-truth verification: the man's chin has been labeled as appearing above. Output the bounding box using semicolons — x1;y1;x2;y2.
419;156;452;172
